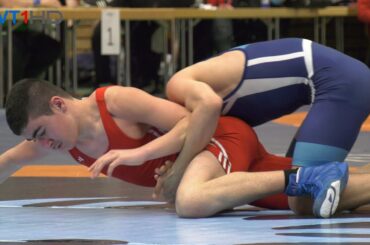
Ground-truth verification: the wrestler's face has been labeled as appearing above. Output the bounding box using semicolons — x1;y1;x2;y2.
21;97;78;151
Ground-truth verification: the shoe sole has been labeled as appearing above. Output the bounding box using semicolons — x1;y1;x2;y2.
316;180;340;218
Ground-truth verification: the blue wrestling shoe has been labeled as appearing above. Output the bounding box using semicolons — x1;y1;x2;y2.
285;162;349;218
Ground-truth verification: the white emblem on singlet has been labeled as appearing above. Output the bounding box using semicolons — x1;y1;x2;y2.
77;156;85;163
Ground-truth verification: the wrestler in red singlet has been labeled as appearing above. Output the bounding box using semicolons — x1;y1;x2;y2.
69;87;292;209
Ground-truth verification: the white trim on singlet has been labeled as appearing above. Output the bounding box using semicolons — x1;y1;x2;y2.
247;51;305;67
302;39;316;102
211;138;232;174
302;39;314;78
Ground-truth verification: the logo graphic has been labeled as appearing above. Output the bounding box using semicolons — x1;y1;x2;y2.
0;10;63;25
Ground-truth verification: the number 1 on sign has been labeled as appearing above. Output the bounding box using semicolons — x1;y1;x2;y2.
108;27;113;46
101;9;120;55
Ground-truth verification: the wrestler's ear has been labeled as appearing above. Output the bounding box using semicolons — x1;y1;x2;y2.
49;96;67;113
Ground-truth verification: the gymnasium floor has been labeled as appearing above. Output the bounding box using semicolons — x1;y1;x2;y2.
0;109;370;245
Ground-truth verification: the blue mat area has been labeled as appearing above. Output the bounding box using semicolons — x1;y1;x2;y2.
0;200;370;244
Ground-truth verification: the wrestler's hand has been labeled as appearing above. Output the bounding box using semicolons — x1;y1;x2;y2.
153;161;179;203
153;161;173;199
88;149;145;178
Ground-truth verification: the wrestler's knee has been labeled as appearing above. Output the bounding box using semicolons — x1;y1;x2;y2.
176;188;210;218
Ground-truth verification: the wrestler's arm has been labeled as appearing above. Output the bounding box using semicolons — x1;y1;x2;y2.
165;71;222;178
89;86;191;177
155;51;246;201
0;140;47;184
109;86;190;158
154;56;239;201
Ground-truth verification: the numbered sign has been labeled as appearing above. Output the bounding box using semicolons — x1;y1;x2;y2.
101;9;120;55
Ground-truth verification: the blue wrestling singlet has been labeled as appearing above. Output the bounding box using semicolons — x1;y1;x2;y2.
222;38;370;166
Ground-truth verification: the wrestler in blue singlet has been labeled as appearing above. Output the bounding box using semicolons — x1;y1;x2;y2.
222;38;370;166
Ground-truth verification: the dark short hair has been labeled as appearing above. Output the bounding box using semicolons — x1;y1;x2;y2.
5;79;72;135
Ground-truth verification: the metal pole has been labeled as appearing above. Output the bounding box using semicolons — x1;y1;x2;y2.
314;17;319;43
188;19;194;65
321;17;327;45
124;20;131;86
7;20;13;93
163;21;169;84
64;21;71;91
335;17;344;52
46;25;54;83
72;20;78;92
180;19;186;69
117;23;124;86
275;18;280;39
267;19;273;40
0;24;4;107
170;18;177;75
55;23;62;88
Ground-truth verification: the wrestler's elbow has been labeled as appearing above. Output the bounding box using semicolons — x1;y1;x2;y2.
197;86;223;114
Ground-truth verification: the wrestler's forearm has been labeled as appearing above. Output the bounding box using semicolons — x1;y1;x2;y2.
138;89;221;164
164;76;222;189
139;117;189;161
171;102;220;177
0;150;23;184
0;141;45;184
153;108;220;202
